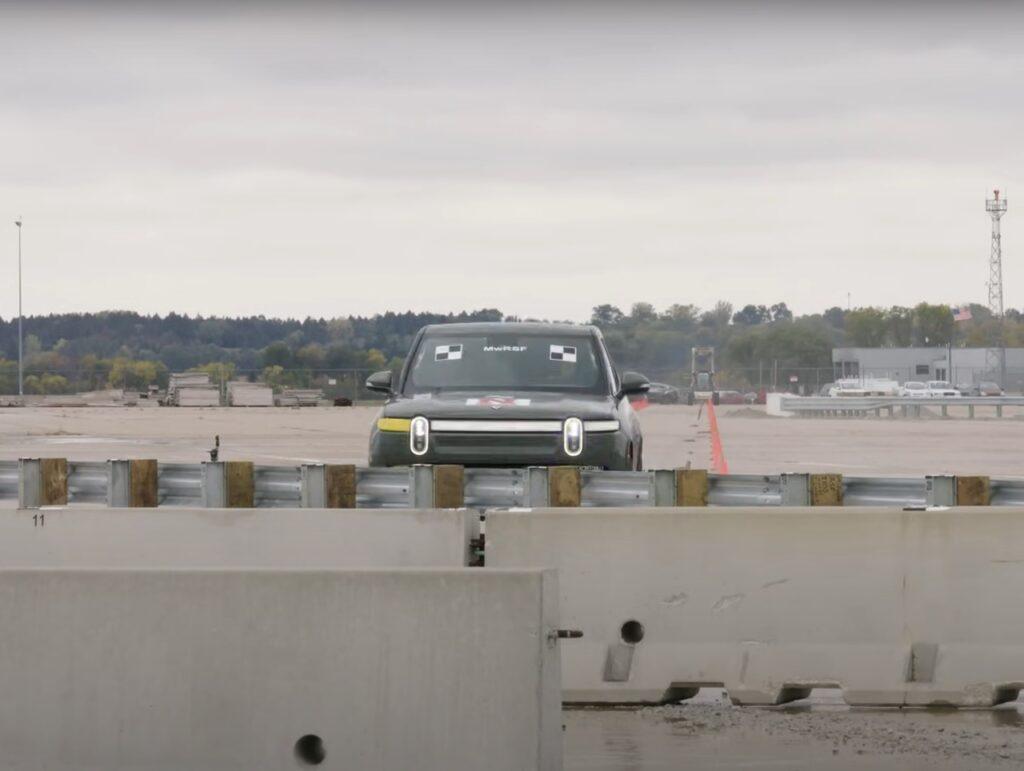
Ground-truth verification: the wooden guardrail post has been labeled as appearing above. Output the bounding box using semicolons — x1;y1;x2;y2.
201;461;254;508
108;460;158;507
810;473;844;506
225;461;254;508
19;458;68;509
675;469;709;507
325;464;358;508
955;475;990;506
548;467;581;507
432;465;464;508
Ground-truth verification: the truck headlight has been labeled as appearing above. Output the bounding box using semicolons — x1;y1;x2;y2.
410;416;430;456
563;417;583;457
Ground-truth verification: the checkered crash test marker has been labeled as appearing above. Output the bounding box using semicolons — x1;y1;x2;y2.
435;344;463;361
549;344;577;362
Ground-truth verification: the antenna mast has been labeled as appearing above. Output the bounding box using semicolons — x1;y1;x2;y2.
986;189;1008;386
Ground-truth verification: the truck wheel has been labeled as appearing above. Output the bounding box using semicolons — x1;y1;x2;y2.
712;391;720;406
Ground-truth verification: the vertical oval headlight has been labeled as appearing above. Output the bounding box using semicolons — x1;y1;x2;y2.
563;417;584;457
410;416;430;456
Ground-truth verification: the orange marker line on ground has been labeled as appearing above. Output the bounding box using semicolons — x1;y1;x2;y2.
707;399;729;475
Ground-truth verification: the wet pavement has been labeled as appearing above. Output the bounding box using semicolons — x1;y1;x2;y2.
564;701;1024;770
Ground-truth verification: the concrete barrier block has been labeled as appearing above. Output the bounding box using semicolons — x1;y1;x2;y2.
489;506;1024;706
902;507;1024;706
0;508;480;568
0;568;562;770
487;507;909;705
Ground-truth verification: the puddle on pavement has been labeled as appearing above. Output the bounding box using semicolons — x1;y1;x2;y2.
564;691;1024;771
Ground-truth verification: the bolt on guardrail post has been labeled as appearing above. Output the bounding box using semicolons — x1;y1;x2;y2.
107;460;158;508
925;475;956;507
18;458;68;509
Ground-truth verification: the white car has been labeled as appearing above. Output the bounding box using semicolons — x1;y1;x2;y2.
828;378;900;397
899;381;930;398
926;380;961;398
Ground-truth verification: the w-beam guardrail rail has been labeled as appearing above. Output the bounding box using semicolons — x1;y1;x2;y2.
778;394;1024;418
2;458;1023;508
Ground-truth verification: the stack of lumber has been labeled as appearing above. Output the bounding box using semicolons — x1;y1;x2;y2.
275;388;323;407
227;381;274;407
166;373;221;407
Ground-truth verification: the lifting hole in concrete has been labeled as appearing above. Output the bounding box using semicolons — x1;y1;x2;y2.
620;619;645;645
294;734;326;766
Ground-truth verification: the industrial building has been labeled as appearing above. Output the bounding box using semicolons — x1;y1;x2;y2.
833;347;1024;389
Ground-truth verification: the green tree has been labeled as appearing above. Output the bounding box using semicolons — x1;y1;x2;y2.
913;303;954;346
590;304;625;326
845;308;888;347
190;361;236;386
887;307;914;347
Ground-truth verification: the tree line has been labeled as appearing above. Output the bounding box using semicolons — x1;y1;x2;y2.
0;303;1019;394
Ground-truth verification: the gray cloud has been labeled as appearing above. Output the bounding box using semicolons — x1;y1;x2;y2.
1;2;1022;321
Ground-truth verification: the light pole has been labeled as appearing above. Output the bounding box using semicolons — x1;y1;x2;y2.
14;217;22;397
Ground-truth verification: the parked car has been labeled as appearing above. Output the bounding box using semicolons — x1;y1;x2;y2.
645;382;680;404
717;390;746;405
956;383;979;396
366;322;648;470
899;381;930;398
979;381;1004;397
829;378;900;397
926;380;961;398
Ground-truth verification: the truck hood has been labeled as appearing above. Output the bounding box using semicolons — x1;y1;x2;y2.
381;390;618;421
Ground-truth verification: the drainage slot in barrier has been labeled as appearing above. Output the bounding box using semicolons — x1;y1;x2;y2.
294;734;326;766
620;619;645;645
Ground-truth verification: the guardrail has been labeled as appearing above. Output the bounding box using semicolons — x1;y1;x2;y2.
0;458;1018;509
777;394;1024;418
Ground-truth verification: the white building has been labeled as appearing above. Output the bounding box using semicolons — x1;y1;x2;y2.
832;347;1024;388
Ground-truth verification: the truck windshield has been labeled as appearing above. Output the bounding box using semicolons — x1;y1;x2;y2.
404;333;608;394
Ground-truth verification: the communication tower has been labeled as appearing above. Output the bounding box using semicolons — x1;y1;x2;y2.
986;189;1008;385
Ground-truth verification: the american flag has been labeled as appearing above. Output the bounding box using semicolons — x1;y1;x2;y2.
951;306;972;322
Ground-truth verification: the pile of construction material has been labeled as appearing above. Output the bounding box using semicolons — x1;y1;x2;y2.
275;388;323;407
165;372;221;407
227;381;274;407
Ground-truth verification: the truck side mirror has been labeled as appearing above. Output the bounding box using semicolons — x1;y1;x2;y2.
617;371;650;398
365;370;393;394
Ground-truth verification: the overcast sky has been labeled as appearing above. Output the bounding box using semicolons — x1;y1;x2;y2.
1;2;1022;322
